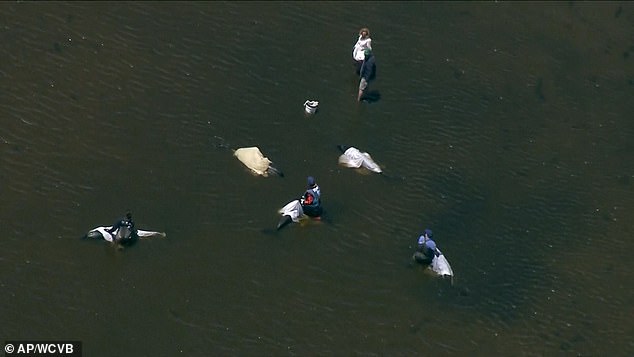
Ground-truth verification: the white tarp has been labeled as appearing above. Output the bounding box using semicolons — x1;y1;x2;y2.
234;147;273;176
338;147;382;173
430;249;454;277
278;199;305;222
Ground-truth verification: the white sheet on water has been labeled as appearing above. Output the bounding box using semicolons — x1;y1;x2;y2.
234;147;272;176
278;199;305;222
338;147;382;173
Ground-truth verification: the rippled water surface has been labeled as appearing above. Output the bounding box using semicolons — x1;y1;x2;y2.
1;2;633;356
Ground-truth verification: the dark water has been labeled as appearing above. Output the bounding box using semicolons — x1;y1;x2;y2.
1;1;633;356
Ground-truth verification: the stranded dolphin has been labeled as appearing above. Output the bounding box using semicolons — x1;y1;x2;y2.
276;199;304;230
83;225;166;246
234;147;284;177
337;145;382;173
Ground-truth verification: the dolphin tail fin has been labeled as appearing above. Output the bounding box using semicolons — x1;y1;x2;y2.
267;164;284;177
276;215;293;230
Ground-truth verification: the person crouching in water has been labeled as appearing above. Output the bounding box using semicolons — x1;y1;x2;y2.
413;229;439;265
358;48;376;102
301;176;322;218
107;211;138;245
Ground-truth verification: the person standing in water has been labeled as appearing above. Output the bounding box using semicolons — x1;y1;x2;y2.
358;48;376;102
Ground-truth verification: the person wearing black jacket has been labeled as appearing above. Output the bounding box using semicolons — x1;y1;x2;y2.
107;211;137;243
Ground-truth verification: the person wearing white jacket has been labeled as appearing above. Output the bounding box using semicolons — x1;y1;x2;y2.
352;27;372;74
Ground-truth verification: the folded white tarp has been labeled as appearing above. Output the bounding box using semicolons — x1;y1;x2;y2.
234;147;273;176
338;147;382;173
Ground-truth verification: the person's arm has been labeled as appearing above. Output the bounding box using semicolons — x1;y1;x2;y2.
107;220;121;234
416;236;425;252
301;192;314;206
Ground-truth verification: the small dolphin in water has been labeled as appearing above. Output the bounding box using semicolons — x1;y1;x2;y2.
82;226;166;247
337;145;382;173
234;147;284;177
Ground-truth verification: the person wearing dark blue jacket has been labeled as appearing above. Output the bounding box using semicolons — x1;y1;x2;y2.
358;48;376;101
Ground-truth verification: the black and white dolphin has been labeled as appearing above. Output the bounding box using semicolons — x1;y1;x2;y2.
83;225;166;245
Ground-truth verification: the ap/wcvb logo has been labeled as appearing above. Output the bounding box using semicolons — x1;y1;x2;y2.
4;341;82;356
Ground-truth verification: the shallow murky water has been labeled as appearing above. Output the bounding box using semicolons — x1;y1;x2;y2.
1;2;633;355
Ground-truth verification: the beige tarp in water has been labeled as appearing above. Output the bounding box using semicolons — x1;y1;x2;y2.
234;147;273;176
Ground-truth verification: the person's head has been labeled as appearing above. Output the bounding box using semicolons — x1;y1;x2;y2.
364;48;372;58
307;176;316;188
359;27;370;38
424;228;433;239
126;211;132;220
